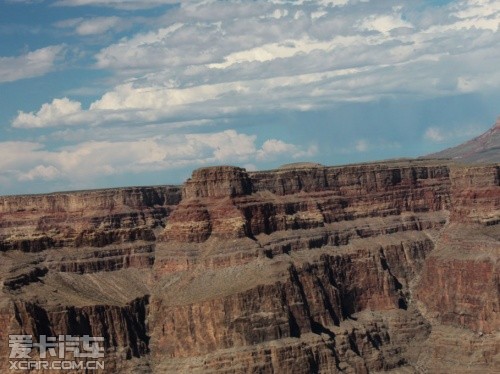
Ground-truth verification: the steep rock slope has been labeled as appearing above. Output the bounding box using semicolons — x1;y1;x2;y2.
426;118;500;163
0;186;181;372
0;160;498;373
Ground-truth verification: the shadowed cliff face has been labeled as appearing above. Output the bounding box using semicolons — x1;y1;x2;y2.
0;160;498;373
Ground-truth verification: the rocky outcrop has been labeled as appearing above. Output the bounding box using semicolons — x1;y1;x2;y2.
0;186;180;214
418;251;498;333
0;186;181;252
449;165;499;224
11;295;149;358
0;186;180;372
416;164;499;336
183;166;253;199
0;160;498;373
161;160;450;243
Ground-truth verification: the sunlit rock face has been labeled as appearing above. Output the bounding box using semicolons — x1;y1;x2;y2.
0;160;498;373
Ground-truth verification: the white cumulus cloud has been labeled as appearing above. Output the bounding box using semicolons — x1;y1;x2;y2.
358;13;413;34
0;46;65;83
20;0;497;129
0;130;313;188
18;165;62;181
12;98;83;128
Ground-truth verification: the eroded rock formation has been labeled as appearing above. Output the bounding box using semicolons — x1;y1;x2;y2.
0;160;498;373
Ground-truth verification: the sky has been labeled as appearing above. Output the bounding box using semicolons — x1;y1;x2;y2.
0;0;499;195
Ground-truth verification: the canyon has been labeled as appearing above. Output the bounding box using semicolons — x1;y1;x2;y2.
0;159;498;373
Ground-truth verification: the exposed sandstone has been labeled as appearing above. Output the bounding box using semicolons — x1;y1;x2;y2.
449;165;499;224
0;160;498;373
183;166;252;199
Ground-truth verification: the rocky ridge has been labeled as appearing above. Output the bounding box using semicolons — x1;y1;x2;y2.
426;117;500;163
0;160;498;373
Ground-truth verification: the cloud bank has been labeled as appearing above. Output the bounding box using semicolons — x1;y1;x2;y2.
3;0;499;192
0;130;316;190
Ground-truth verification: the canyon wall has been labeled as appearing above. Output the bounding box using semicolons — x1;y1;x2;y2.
0;160;498;373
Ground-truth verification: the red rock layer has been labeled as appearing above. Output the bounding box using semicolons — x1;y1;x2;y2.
449;165;499;224
161;161;450;243
416;164;499;335
0;186;181;251
183;166;253;199
0;160;498;373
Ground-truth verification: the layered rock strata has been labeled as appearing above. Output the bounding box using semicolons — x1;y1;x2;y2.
0;160;498;373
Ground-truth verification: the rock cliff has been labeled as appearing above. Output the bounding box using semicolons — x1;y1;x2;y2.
0;160;498;373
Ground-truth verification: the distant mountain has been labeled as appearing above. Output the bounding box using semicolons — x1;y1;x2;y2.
426;118;500;163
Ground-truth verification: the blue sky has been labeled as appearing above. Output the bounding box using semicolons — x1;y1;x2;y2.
0;0;499;195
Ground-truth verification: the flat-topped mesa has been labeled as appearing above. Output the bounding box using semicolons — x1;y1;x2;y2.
182;166;253;199
0;186;182;252
0;185;181;213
